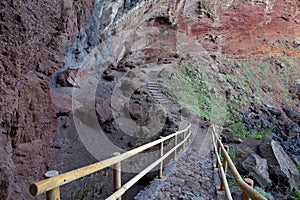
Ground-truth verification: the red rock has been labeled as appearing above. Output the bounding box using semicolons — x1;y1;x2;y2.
96;100;113;124
50;90;82;114
0;0;94;199
57;69;89;87
0;0;299;199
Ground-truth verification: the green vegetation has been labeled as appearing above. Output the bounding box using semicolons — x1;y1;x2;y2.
227;173;238;188
284;57;297;70
291;190;300;200
226;117;274;140
228;147;238;160
225;100;274;140
164;64;212;119
254;186;274;200
141;93;148;101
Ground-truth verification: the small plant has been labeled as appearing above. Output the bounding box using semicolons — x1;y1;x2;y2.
141;94;148;101
225;100;273;140
228;147;238;160
163;64;212;119
227;173;238;188
254;186;274;200
291;189;300;200
284;58;297;70
242;173;252;180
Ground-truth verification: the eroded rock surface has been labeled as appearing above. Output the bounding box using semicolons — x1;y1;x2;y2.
258;136;299;193
236;153;272;189
1;0;300;199
0;1;94;199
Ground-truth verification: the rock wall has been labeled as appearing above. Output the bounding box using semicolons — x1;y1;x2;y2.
0;0;169;198
0;1;94;199
0;0;299;199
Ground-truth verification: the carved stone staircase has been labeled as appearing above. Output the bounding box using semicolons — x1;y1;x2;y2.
147;82;168;104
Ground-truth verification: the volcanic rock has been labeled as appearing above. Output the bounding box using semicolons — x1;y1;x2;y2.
51;90;83;115
96;100;113;124
258;136;299;193
57;69;89;87
236;153;272;189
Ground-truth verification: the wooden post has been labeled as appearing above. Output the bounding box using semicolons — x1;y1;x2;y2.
158;137;164;179
220;145;229;190
187;129;191;143
174;135;178;161
218;138;222;154
242;178;254;200
113;152;121;200
216;141;221;168
44;170;60;200
183;131;186;152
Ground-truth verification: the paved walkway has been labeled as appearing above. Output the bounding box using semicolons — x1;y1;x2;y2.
135;126;217;200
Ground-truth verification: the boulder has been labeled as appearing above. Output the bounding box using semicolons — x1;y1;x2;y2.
124;0;132;9
95;100;113;124
288;124;300;137
296;86;300;100
236;153;272;188
283;107;300;124
119;80;136;97
258;136;299;193
102;68;117;82
50;90;82;114
57;69;89;87
268;106;282;116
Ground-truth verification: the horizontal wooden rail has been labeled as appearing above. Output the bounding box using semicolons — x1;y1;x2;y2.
107;131;191;199
213;136;232;200
212;125;267;200
30;124;191;199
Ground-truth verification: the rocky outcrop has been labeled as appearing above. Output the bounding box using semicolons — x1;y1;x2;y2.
1;0;299;199
96;100;113;124
0;1;94;199
258;136;299;193
236;153;272;189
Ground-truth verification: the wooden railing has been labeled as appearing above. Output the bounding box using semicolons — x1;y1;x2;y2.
212;125;267;200
29;124;192;200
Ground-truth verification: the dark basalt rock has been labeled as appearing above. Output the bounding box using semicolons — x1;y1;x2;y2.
258;136;299;193
236;153;272;189
268;106;282;116
283;107;300;123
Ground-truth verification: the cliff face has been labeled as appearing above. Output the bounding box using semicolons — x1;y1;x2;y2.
0;0;299;199
0;1;94;199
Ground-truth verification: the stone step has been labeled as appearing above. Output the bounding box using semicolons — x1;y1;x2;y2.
147;87;160;91
151;91;163;94
149;90;161;93
157;101;168;104
147;82;160;86
155;98;166;101
153;98;164;101
152;94;164;97
152;94;163;98
147;86;160;89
